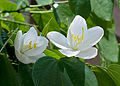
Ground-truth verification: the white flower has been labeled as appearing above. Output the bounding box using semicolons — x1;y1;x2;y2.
47;15;104;59
14;27;48;64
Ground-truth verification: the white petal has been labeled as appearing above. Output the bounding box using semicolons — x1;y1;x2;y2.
15;50;31;64
76;47;98;59
80;26;104;50
23;27;37;45
29;53;46;63
47;31;69;49
24;36;48;56
15;50;45;64
14;31;23;50
67;15;87;47
59;49;80;57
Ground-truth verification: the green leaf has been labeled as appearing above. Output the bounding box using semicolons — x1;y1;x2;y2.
0;54;21;86
107;64;120;86
18;63;35;86
98;30;119;62
35;0;52;6
56;4;75;25
68;0;91;19
44;49;61;59
60;57;98;86
92;66;116;86
90;0;114;21
32;57;98;86
32;56;73;86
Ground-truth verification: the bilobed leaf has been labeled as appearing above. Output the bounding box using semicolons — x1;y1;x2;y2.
90;0;114;21
98;30;119;62
68;0;91;19
32;57;98;86
107;64;120;86
92;66;116;86
35;0;52;6
32;56;73;86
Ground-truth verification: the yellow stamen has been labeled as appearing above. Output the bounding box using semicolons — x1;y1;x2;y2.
82;27;84;40
72;34;74;38
28;41;32;49
77;35;79;39
74;36;77;41
34;43;37;48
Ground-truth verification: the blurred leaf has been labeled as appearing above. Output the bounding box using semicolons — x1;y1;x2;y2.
119;0;120;7
11;13;25;22
0;28;18;53
35;0;52;6
91;0;114;21
44;49;61;59
92;66;116;86
68;0;91;19
0;54;21;86
87;13;114;31
32;56;73;86
0;29;8;51
107;64;120;86
41;17;53;36
18;63;35;86
14;0;29;9
56;4;75;25
0;0;17;11
98;30;119;62
32;12;60;32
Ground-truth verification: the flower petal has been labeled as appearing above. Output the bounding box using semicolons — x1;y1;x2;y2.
67;15;87;48
47;31;69;49
59;49;80;57
15;50;45;64
14;30;23;50
76;47;98;59
23;27;37;45
24;36;48;56
79;26;104;50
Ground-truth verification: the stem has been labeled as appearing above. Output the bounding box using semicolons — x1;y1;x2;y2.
0;1;68;13
0;18;38;27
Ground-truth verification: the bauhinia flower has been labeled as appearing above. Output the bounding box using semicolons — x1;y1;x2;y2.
14;27;48;64
47;15;104;59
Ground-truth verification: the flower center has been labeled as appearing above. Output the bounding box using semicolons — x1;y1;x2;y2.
20;41;37;54
72;27;84;50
